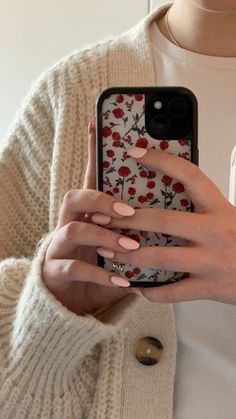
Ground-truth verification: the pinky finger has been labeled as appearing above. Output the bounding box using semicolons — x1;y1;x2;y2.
140;276;211;303
44;258;132;289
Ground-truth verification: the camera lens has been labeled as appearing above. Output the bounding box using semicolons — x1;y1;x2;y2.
168;96;188;118
153;115;171;129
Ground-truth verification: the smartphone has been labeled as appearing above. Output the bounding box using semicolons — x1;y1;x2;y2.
96;87;198;287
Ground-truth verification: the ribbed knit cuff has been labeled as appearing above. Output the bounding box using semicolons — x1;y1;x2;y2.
11;232;142;377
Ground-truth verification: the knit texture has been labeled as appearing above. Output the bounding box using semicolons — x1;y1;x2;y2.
0;3;177;418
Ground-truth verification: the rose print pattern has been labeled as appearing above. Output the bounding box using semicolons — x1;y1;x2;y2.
101;93;192;283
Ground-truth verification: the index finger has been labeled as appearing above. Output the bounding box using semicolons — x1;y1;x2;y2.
57;189;135;230
126;147;226;212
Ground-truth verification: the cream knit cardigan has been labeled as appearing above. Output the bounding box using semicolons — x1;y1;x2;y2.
0;3;177;418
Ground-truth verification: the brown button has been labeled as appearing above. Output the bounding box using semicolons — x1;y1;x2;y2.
135;336;164;366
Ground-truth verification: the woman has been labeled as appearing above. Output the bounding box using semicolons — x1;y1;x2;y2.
0;1;236;417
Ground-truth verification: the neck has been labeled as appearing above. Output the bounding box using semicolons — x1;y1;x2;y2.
157;0;236;56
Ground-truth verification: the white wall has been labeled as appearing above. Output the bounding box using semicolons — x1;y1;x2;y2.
151;0;171;10
0;0;150;141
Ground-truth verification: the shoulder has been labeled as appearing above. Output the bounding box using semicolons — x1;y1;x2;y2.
34;36;116;99
34;20;142;93
24;19;144;111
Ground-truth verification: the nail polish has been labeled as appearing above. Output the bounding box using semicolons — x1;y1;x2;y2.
118;237;140;250
110;276;130;287
113;202;135;216
126;147;147;158
97;247;114;258
92;214;111;224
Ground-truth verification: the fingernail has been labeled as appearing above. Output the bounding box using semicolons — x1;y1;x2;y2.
110;276;130;287
126;147;147;158
88;119;95;134
97;247;114;258
118;237;140;250
92;213;111;224
113;202;135;216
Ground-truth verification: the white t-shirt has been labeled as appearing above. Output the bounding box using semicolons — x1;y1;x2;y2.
149;14;236;419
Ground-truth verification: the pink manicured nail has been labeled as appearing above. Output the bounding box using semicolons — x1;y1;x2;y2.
110;276;130;287
88;119;95;134
113;202;135;216
92;213;111;224
97;247;114;258
126;147;147;158
118;237;140;250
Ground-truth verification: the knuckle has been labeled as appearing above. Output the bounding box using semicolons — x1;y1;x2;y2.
62;189;79;207
63;221;79;240
155;251;168;270
213;219;236;246
95;227;105;241
58;259;76;279
224;225;236;246
90;190;105;208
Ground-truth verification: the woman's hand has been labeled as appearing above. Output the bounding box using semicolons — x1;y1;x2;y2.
95;146;236;305
42;122;141;317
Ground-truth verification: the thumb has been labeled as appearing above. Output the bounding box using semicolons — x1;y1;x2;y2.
83;119;96;190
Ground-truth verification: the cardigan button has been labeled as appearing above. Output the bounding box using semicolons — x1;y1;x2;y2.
135;336;163;366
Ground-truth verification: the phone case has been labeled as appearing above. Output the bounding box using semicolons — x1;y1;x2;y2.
96;87;198;287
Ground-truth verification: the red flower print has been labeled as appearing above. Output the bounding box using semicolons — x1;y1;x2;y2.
116;94;124;103
103;111;109;120
181;273;190;279
123;151;128;159
134;94;143;101
112;132;120;141
113;187;119;193
106;191;113;196
180;199;189;206
140;230;148;237
147;181;155;189
128;187;136;195
106;149;114;157
125;135;132;144
136;137;148;148
133;267;141;274
129;234;140;242
125;271;134;279
103;161;110;169
160;140;169;150
103;126;112;138
161;175;172;186
138;195;146;203
112;108;124;119
121;228;130;234
178;139;187;146
146;192;154;200
125;101;132;111
118;166;131;177
148;170;156;179
179;152;189;160
140;170;147;178
113;140;121;147
172;182;185;193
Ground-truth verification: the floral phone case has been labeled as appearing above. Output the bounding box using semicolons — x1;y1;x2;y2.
96;87;198;287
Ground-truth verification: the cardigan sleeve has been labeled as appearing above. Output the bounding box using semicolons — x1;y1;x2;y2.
0;61;142;405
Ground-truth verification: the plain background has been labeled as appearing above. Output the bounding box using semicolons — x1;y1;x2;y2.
0;0;167;141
